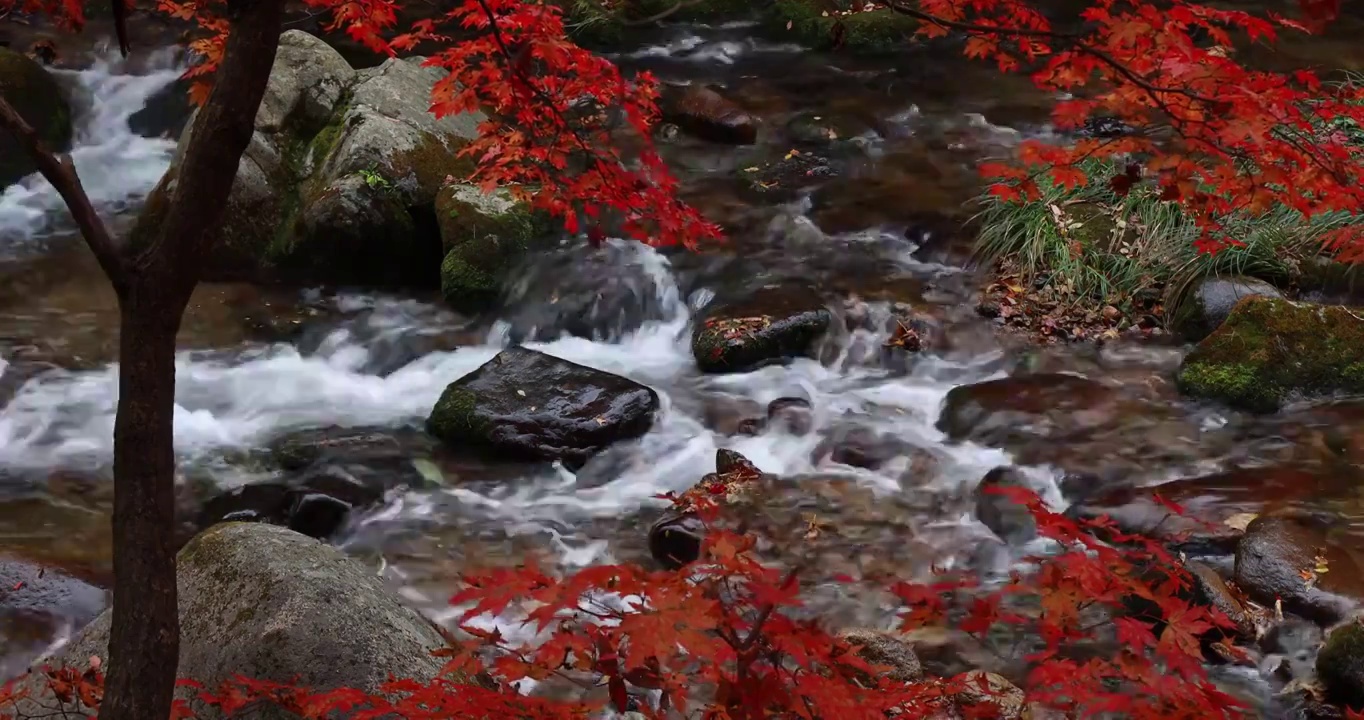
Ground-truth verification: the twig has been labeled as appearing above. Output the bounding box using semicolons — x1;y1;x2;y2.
619;0;707;27
0;95;128;291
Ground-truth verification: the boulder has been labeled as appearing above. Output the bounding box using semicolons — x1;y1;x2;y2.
660;85;758;145
426;346;660;469
0;558;106;682
1317;619;1364;711
135;30;516;290
1184;560;1255;641
437;184;550;314
1234;513;1364;626
19;523;458;719
196;426;442;539
1169;275;1283;342
0;47;72;188
1176;297;1364;412
692;284;832;374
764;0;920;53
839;629;923;683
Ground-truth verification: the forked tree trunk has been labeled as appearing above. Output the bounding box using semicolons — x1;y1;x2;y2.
0;1;285;718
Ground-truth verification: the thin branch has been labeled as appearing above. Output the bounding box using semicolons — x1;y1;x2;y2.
0;95;129;292
619;0;707;27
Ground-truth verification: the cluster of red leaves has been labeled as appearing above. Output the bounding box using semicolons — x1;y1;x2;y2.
920;0;1364;259
8;483;1351;719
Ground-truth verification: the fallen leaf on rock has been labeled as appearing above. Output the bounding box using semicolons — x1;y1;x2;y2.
1223;513;1257;531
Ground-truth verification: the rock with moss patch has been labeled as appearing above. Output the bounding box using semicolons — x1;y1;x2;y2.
426;346;660;470
692;284;832;374
0;47;73;188
15;523;457;719
1176;297;1364;412
1170;276;1283;342
660;85;759;145
1319;619;1364;710
764;0;919;53
437;184;550;313
141;30;492;288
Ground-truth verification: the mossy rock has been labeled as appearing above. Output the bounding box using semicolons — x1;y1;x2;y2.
1318;620;1364;710
1176;296;1364;412
437;184;554;313
763;0;919;53
692;284;833;374
0;48;73;188
556;0;748;46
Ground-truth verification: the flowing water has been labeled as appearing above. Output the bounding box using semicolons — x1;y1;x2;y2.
2;18;1364;714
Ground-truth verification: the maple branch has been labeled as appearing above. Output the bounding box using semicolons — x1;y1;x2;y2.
0;95;129;291
618;0;707;27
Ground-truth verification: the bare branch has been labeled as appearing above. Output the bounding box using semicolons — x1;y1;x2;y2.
0;95;129;291
619;0;707;27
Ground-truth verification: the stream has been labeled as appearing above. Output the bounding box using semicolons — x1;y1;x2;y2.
2;18;1364;716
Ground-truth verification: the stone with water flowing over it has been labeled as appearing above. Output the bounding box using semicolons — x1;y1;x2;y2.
195;426;442;540
14;523;463;719
1177;297;1364;412
691;284;833;374
936;372;1121;448
1235;512;1364;627
426;346;660;470
0;47;72;189
0;557;106;683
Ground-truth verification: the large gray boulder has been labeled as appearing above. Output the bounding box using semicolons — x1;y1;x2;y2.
20;522;457;718
136;30;547;294
0;48;73;189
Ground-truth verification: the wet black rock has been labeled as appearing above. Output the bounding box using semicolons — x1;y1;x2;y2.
660;84;758;145
1235;513;1363;627
974;466;1037;546
1185;560;1255;641
426;346;660;470
648;449;767;570
197;426;441;539
737;150;839;202
692;284;832;374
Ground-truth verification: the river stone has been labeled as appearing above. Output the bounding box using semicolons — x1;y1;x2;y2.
974;466;1037;546
1235;513;1364;627
692;285;832;374
1317;620;1364;711
17;523;456;719
1170;275;1283;342
1176;297;1364;412
1185;560;1255;641
660;84;758;145
437;184;551;314
0;558;106;682
0;47;72;188
839;629;923;683
197;426;441;539
140;30;488;289
936;373;1120;448
426;346;660;469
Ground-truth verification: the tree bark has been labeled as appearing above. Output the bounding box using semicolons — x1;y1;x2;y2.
1;1;285;718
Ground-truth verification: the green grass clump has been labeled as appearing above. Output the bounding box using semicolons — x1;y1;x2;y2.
970;156;1364;319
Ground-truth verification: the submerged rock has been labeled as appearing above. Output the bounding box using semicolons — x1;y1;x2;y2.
937;373;1120;448
660;85;758;145
0;47;72;188
692;284;832;374
0;558;106;682
1177;297;1364;412
974;466;1037;546
19;523;458;718
426;346;660;469
1169;275;1283;342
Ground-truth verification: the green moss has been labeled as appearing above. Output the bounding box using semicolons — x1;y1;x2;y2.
763;0;918;53
426;384;490;442
1176;296;1364;411
390;133;478;192
1319;621;1364;708
0;48;74;186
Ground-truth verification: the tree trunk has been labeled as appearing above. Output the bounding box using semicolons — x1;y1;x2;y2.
100;290;187;720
